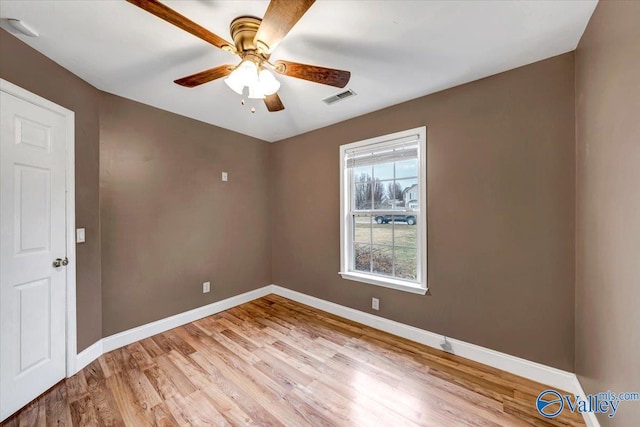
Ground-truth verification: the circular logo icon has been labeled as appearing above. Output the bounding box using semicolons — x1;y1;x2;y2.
537;390;564;418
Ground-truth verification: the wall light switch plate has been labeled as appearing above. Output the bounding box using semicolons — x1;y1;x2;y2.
76;228;85;243
221;172;228;182
203;282;211;293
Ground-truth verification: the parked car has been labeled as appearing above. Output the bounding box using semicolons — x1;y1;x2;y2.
374;215;416;225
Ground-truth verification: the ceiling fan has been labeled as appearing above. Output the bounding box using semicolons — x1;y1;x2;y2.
126;0;351;112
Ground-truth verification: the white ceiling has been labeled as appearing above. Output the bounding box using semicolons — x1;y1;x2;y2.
0;0;597;142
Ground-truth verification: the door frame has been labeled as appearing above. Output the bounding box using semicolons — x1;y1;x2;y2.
0;78;77;380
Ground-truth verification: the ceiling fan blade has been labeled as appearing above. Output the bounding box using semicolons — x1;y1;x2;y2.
274;60;350;88
254;0;315;54
126;0;233;50
264;93;285;112
174;64;235;87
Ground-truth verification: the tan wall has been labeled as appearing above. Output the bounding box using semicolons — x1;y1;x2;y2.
271;53;576;371
0;30;272;346
0;30;102;352
575;1;640;425
99;93;271;336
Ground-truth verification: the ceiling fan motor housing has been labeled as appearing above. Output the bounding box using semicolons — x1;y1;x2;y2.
230;16;263;54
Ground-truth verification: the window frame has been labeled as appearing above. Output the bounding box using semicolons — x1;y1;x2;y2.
339;126;427;295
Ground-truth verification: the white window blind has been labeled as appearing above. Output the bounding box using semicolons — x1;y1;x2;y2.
345;135;419;168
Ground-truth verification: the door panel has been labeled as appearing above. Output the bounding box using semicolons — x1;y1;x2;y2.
1;90;68;421
15;165;51;253
15;116;52;152
16;277;51;374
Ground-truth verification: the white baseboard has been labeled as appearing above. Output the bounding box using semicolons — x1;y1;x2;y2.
269;285;598;426
74;339;103;374
269;286;577;391
572;376;602;427
74;285;273;373
72;283;597;426
102;286;273;353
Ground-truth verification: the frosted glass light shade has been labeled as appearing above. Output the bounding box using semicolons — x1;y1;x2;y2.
224;71;244;94
236;60;258;85
248;84;265;99
259;69;280;96
224;61;280;99
225;60;259;94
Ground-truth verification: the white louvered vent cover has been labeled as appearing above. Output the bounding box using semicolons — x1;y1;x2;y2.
322;89;357;105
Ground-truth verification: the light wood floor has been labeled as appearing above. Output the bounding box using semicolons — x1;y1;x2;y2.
2;295;584;426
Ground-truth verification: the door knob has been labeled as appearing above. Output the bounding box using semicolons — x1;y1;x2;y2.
53;257;69;268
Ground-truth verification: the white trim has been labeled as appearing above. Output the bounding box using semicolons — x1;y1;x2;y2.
65;110;77;377
69;283;597;426
75;340;103;373
0;79;77;378
73;286;273;371
269;285;578;392
339;126;428;294
572;376;602;427
270;285;598;426
339;271;427;294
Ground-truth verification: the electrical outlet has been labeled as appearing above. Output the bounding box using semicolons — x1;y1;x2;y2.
203;282;211;293
372;297;379;310
221;172;228;182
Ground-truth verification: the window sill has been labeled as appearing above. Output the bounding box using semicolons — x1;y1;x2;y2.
338;271;427;295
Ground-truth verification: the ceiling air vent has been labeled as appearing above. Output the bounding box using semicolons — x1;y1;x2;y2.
322;89;357;105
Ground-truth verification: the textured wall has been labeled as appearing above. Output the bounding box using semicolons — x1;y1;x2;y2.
271;53;576;371
99;93;271;336
575;1;640;425
0;29;102;352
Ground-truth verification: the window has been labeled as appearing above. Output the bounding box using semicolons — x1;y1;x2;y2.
339;127;427;294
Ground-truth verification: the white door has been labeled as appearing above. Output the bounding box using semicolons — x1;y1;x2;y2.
0;89;69;420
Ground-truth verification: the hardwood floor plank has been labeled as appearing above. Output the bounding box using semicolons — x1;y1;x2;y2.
16;404;39;427
173;391;230;427
151;401;180;427
252;348;314;390
125;341;156;371
65;370;89;404
144;365;181;402
192;342;309;426
189;351;287;427
4;295;585;427
105;373;154;426
122;368;162;410
43;383;72;427
139;337;165;358
98;351;121;378
83;362;125;427
154;354;197;397
69;396;100;427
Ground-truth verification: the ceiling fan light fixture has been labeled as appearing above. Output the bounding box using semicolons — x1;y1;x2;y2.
225;60;281;99
224;60;259;94
128;0;350;113
248;84;266;99
224;72;244;94
259;69;280;96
